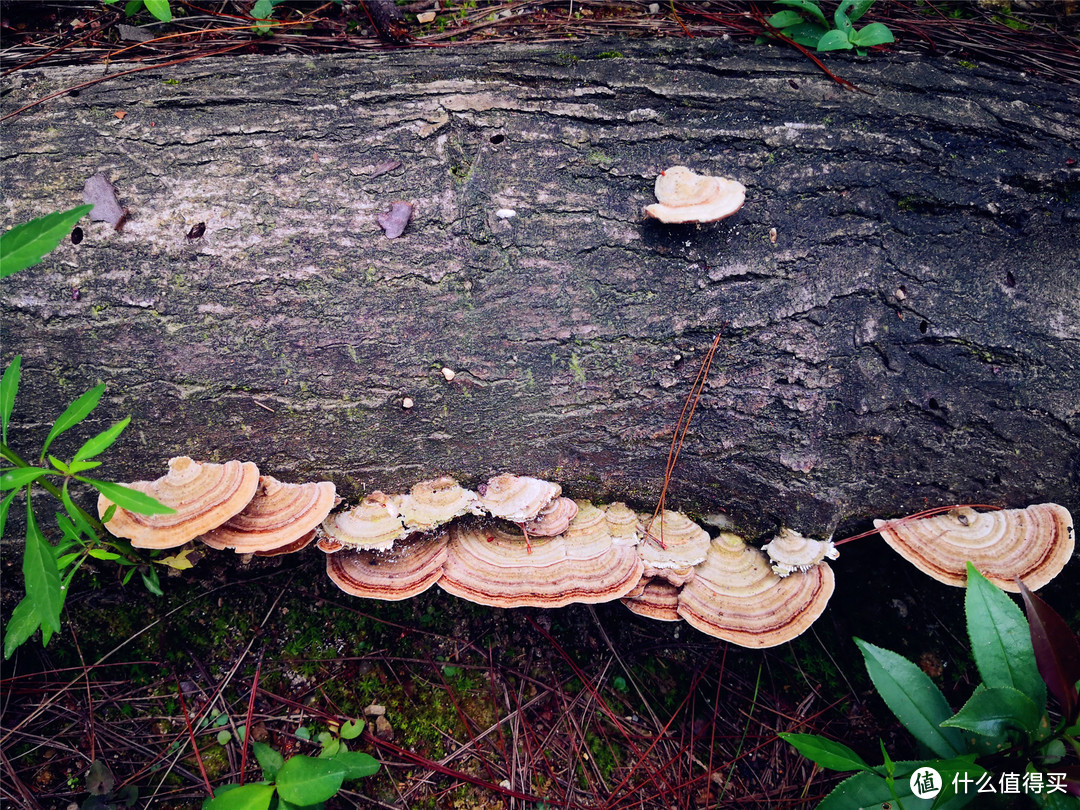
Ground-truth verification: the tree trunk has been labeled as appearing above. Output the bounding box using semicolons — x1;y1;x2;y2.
2;40;1078;540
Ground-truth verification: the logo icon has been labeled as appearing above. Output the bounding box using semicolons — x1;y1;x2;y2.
910;766;942;799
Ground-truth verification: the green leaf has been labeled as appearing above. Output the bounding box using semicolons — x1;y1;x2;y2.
941;685;1042;739
217;730;232;745
965;563;1046;709
332;750;379;780
0;488;17;541
1019;580;1080;724
1;355;21;445
834;0;856;32
202;783;275;810
73;416;131;462
143;0;172;22
0;205;92;279
23;495;63;637
253;741;284;781
274;755;346;805
818;757;984;810
779;732;873;772
338;719;364;740
89;479;176;515
766;10;805;28
3;594;42;658
140;565;163;596
775;0;828;27
854;638;966;758
48;455;70;474
1;467;49;490
86;548;122;561
851;22;895;47
61;480;99;540
843;0;875;24
817;28;854;51
40;383;105;460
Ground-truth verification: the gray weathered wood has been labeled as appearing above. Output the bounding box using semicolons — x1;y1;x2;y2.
2;40;1078;539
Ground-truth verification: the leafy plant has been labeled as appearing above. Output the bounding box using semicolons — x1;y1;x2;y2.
2;207;175;657
763;0;895;55
782;564;1080;807
103;0;173;24
204;718;379;810
80;759;139;809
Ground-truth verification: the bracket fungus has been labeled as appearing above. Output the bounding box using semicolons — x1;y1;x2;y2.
873;503;1074;592
522;497;579;537
677;532;835;648
603;502;640;546
644;166;746;224
99;456;259;549
319;491;407;551
438;520;643;608
326;531;449;600
476;474;561;524
395;476;481;534
200;476;337;554
638;510;711;585
762;528;839;577
622;578;682;622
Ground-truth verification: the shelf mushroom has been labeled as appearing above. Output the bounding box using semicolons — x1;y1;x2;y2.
395;476;481;533
320;491;408;551
438;519;643;609
873;503;1074;592
637;510;711;586
762;528;839;577
200;476;337;554
622;577;682;622
99;456;259;549
326;531;449;600
644;166;745;224
677;532;835;648
476;474;562;524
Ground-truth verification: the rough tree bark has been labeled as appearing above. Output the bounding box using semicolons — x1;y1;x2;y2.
2;40;1078;541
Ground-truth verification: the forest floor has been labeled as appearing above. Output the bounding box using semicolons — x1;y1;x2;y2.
2;2;1079;809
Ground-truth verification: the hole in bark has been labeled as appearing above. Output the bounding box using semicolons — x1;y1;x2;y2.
1006;271;1016;288
993;473;1002;485
71;227;83;245
919;320;928;334
490;133;505;144
69;89;80;98
928;397;940;410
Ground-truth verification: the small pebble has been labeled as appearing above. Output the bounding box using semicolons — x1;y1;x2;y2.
402;397;414;409
441;367;456;381
495;208;516;219
769;227;778;244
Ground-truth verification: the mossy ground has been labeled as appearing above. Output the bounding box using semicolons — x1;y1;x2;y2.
3;529;1077;809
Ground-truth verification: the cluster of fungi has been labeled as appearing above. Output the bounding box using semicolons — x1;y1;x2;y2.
94;167;1075;648
99;457;1074;650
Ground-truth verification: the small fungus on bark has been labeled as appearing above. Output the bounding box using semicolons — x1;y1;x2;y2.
762;527;839;577
644;166;745;224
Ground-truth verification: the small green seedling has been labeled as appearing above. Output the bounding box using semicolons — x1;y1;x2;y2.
204;719;378;810
782;565;1080;807
763;0;895;55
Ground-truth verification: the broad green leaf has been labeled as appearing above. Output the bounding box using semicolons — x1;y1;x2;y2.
68;460;102;474
855;638;966;758
217;730;232;745
766;10;805;28
88;479;176;515
775;0;828;27
779;732;872;772
61;480;99;540
851;22;895;47
202;783;275;810
40;383;105;460
23;495;63;636
73;416;131;462
819;757;984;810
965;563;1045;709
843;0;875;24
332;750;379;780
87;549;121;561
1;467;49;490
339;719;364;740
143;0;172;22
834;0;857;32
0;205;92;279
274;755;345;805
0;488;17;541
941;685;1041;740
3;594;42;658
816;28;853;51
1;355;21;445
1019;580;1080;724
316;737;341;758
253;741;284;781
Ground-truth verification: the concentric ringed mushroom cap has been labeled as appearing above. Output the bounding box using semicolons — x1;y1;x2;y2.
200;476;337;554
326;531;448;600
638;510;711;582
438;521;643;608
677;533;835;648
320;491;407;551
99;456;259;549
396;476;481;533
873;503;1074;592
604;502;640;546
644;166;746;224
762;528;839;578
523;497;579;537
477;474;561;523
622;577;682;622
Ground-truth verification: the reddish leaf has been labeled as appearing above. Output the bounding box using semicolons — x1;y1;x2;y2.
1018;579;1080;723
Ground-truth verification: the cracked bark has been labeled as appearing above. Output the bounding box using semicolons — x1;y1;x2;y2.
2;40;1078;540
